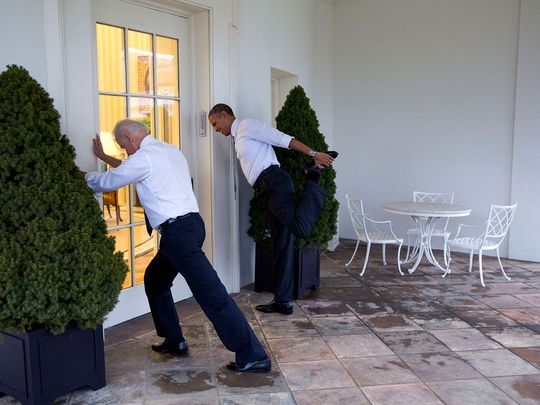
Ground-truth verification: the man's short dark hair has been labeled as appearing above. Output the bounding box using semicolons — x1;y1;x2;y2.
209;103;235;117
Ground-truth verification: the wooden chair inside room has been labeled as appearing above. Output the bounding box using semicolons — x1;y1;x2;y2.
103;190;123;225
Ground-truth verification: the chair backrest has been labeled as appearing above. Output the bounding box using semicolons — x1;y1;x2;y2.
345;194;367;239
413;191;454;230
413;191;454;204
483;203;518;246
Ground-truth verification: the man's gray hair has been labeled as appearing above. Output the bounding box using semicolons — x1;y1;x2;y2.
113;119;148;141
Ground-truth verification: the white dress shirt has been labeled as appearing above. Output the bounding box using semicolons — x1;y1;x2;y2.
85;136;199;229
231;118;293;186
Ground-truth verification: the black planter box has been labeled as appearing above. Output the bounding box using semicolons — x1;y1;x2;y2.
254;243;320;299
0;324;105;405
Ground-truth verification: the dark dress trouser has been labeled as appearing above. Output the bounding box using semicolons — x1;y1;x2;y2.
144;213;267;364
255;166;326;302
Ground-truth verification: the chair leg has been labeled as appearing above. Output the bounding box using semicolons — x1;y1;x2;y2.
115;206;121;225
497;246;511;281
443;244;451;278
345;239;360;267
468;250;474;273
406;233;420;262
405;234;411;261
396;242;404;276
478;250;485;287
105;204;112;219
442;267;450;278
443;236;449;267
360;242;371;277
382;244;387;265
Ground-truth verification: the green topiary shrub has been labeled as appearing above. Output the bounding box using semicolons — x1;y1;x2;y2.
248;85;339;250
0;65;127;335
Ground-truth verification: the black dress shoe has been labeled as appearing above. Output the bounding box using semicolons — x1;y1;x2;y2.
303;151;339;182
255;300;293;315
151;338;189;356
226;357;271;373
327;151;339;159
303;163;323;182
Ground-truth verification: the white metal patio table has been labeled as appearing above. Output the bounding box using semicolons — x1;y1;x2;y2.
382;202;471;274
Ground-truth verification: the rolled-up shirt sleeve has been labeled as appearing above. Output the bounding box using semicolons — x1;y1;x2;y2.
85;153;151;193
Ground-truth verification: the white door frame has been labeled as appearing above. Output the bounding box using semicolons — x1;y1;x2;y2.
93;0;195;327
55;0;240;327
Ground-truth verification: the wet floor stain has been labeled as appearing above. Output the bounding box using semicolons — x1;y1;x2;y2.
217;369;281;389
401;338;412;347
184;326;207;341
333;287;380;300
368;315;409;328
291;320;315;331
306;303;349;315
152;370;213;394
511;348;540;368
511;378;540;400
465;284;493;293
421;353;431;359
373;365;390;371
388;360;408;369
348;300;396;315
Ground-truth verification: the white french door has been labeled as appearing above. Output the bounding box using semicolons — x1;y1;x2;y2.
92;0;194;327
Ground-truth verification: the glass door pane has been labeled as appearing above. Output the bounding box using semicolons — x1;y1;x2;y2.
99;95;126;134
109;227;132;288
96;24;126;93
98;95;130;227
133;225;157;286
128;30;154;95
130;187;157;287
129;97;155;135
96;21;182;291
157;99;180;148
156;36;178;96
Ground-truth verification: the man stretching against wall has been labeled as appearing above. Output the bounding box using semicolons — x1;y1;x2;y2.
85;119;270;373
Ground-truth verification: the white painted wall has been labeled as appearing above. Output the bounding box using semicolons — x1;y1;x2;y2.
314;0;335;149
0;0;48;97
0;0;67;128
509;0;540;262
236;0;335;286
334;0;521;256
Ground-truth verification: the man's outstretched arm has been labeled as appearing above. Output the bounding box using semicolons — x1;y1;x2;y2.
288;139;335;168
93;134;122;168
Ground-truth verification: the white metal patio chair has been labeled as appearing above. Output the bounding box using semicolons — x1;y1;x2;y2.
443;203;518;287
345;195;404;276
405;191;454;266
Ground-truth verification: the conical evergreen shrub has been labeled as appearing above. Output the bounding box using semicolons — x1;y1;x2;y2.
248;85;339;249
0;65;127;334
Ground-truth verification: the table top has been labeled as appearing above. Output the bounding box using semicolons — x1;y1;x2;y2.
382;201;471;217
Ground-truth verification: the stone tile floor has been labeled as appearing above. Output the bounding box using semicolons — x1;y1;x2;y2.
2;239;540;404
